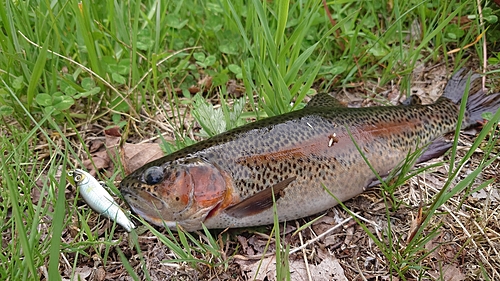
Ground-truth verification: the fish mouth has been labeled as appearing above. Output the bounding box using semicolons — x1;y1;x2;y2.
121;184;222;231
121;188;212;230
121;187;171;225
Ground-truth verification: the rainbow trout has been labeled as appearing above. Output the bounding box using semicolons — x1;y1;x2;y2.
120;69;500;231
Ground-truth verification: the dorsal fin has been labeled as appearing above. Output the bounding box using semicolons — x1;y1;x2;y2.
225;176;296;219
306;93;346;108
401;95;422;106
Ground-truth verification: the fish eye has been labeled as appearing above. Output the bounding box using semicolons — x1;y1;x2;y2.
143;166;164;185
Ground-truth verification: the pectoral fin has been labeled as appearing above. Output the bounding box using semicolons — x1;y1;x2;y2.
225;176;296;219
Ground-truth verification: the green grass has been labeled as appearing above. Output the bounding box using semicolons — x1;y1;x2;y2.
1;0;499;279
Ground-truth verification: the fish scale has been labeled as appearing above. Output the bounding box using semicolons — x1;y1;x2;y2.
120;69;500;231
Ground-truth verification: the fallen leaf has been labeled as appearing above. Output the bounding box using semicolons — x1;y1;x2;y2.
198;75;213;89
323;234;342;248
83;150;110;176
77;126;167;180
227;79;245;98
407;206;424;244
95;266;106;281
237;235;252;256
104;128;121;148
89;140;104;153
314;256;349;281
471;187;500;202
62;266;92;281
237;254;348;281
104;127;121;137
188;85;200;94
386;88;401;105
312;215;337;236
429;264;466;281
120;142;165;174
247;235;271;256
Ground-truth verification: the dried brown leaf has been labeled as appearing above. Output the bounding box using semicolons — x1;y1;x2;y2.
104;127;121;137
62;266;92;281
237;254;348;281
83;150;110;176
120;143;164;175
237;235;252;256
429;264;466;281
199;75;213;90
89;140;104;153
311;215;337;236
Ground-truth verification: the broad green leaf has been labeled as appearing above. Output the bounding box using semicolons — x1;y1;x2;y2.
481;112;493;121
0;105;14;116
485;15;498;24
218;42;239;55
228;64;243;79
112;73;126;84
193;52;205;62
109;96;129;112
12;76;24;90
137;37;155;51
52;96;74;110
446;24;464;39
108;63;130;75
329;61;348;75
212;70;229;87
74;87;101;99
63;86;77;96
81;77;95;90
204;55;216;66
368;43;389;57
165;14;188;29
228;64;242;75
35;94;53;106
192;94;226;137
43;105;55;114
112;113;121;124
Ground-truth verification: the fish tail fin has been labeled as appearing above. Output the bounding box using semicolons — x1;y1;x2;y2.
443;68;500;126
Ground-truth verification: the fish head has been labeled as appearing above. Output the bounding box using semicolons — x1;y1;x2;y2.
120;158;228;231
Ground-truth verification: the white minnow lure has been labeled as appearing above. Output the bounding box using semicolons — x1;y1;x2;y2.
68;169;135;232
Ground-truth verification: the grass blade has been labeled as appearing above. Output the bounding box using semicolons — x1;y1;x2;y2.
47;157;68;281
26;32;50;109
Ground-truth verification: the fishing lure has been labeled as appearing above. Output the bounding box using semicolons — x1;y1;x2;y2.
69;169;135;232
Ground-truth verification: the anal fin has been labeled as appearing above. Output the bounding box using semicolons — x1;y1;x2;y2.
416;137;453;164
366;137;453;188
225;176;296;219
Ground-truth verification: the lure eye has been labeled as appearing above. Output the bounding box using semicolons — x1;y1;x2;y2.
143;166;164;185
74;174;83;182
